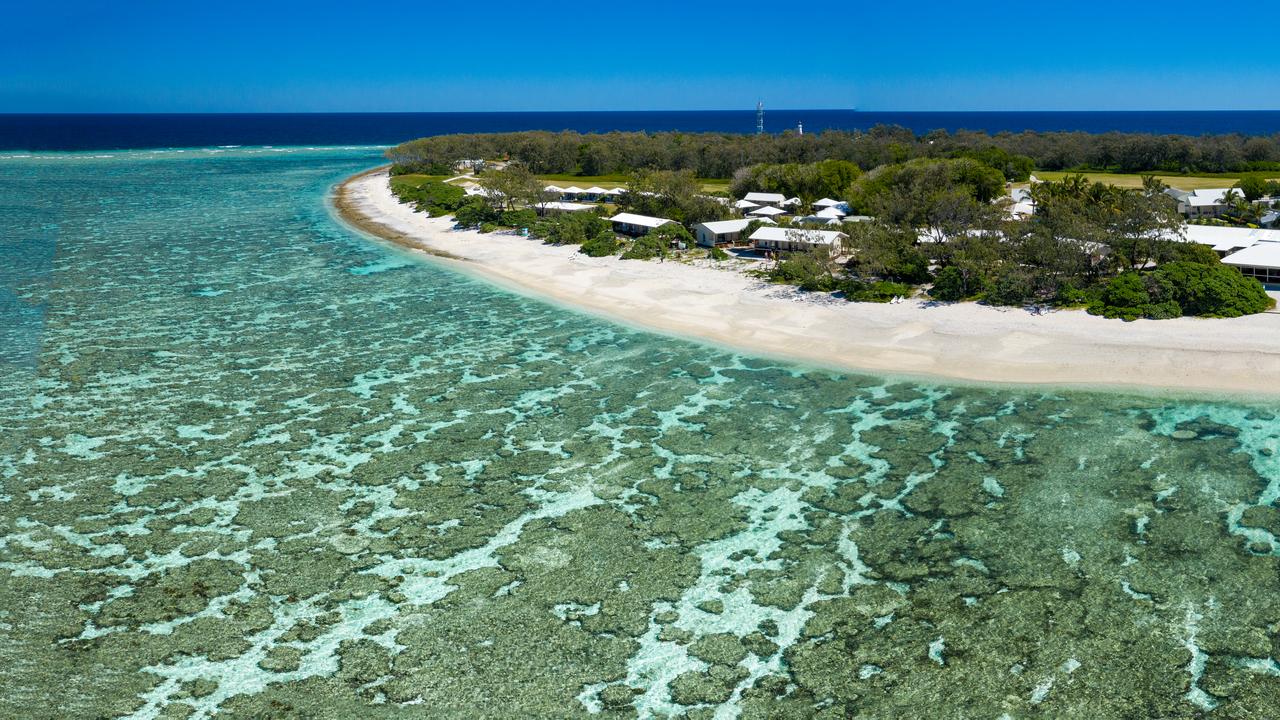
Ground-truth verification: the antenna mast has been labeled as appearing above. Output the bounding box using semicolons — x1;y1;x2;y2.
756;101;765;135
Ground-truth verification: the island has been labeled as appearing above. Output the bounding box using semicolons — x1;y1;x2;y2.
335;128;1280;395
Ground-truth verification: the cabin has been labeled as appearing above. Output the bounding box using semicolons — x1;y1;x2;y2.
693;218;775;247
609;212;673;236
750;226;847;253
1223;241;1280;285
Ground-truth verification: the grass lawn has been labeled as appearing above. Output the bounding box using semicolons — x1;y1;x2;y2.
1033;171;1280;191
389;174;449;192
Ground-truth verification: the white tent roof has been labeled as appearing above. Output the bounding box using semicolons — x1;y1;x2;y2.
584;186;608;194
1222;241;1280;271
544;185;565;192
750;227;846;245
562;186;586;193
609;213;673;229
815;207;847;219
734;199;760;209
749;206;788;217
813;197;842;208
781;197;802;207
744;192;785;203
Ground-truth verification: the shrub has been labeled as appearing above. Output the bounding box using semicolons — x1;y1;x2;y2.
770;249;837;291
709;246;730;261
499;209;538;229
479;222;498;234
1154;261;1274;318
1087;271;1200;321
983;269;1038;307
580;232;620;257
929;266;977;301
1162;241;1223;266
843;280;911;303
454;198;499;228
621;234;668;261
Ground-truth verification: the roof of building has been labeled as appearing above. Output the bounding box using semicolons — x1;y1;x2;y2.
815;207;847;219
781;197;802;207
584;186;609;194
749;227;847;245
1186;188;1236;207
1222;241;1280;270
743;192;786;203
734;199;760;209
1183;225;1280;253
813;197;842;207
697;219;760;234
793;216;844;226
609;213;673;228
539;202;595;212
544;185;565;192
749;206;788;217
562;186;586;193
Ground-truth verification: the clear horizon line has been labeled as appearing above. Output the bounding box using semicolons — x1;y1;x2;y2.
3;108;1280;116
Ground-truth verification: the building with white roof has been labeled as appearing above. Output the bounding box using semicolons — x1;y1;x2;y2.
734;199;760;210
1166;188;1238;219
749;206;788;218
750;226;847;253
693;218;775;247
743;192;786;206
815;206;847;219
1222;241;1280;284
537;201;595;215
609;212;673;236
1183;225;1280;256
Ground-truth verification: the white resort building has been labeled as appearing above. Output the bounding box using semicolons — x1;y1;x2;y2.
750;226;847;253
1165;188;1238;219
693;218;775;247
609;212;673;236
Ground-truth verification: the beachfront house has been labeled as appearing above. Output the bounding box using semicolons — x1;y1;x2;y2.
1222;241;1280;285
609;212;673;236
693;218;774;247
1165;188;1238;219
750;226;847;253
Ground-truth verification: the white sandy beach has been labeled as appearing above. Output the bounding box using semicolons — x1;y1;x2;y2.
335;169;1280;396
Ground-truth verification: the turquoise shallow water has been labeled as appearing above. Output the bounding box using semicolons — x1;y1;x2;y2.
2;148;1279;718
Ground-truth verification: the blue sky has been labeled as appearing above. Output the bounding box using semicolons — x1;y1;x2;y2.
4;1;1278;113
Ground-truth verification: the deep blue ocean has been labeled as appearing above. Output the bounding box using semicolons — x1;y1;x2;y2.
1;110;1278;151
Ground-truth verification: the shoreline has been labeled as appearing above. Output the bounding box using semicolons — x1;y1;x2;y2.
332;167;1280;398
